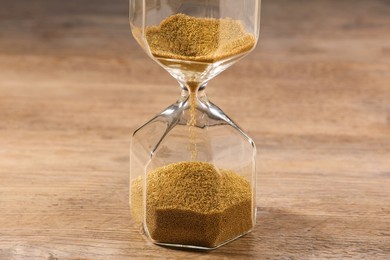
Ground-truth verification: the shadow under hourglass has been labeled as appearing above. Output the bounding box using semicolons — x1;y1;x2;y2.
215;207;336;257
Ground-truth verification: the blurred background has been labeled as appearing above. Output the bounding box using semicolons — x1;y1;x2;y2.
0;0;389;258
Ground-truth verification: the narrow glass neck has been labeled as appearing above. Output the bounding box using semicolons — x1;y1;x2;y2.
180;82;207;98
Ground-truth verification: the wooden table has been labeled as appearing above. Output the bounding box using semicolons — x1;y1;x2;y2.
0;0;389;258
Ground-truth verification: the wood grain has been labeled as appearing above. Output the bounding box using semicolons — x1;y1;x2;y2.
0;0;389;259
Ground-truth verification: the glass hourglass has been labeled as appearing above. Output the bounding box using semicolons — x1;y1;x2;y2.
129;0;261;249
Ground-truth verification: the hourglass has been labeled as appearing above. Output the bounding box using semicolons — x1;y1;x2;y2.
129;0;261;249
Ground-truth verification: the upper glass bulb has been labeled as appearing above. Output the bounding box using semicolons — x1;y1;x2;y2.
130;0;260;90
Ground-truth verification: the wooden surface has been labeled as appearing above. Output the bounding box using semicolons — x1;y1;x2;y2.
0;0;389;259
